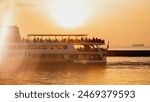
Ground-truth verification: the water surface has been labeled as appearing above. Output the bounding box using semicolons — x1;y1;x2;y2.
0;57;150;85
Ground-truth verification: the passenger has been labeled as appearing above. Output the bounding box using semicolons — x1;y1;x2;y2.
92;37;95;42
63;38;66;42
81;37;84;42
55;39;58;42
98;38;101;43
48;38;51;42
95;38;98;42
67;38;70;42
39;38;43;42
85;37;88;42
37;38;39;42
102;39;105;43
88;38;91;42
33;38;36;42
45;39;47;42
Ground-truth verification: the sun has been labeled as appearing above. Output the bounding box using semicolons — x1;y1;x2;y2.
50;0;90;28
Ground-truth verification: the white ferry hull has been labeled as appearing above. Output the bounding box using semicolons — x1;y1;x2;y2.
0;50;107;67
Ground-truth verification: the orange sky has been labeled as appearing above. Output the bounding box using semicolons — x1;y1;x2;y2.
0;0;150;46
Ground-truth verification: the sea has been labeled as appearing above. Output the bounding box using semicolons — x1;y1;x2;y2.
0;46;150;85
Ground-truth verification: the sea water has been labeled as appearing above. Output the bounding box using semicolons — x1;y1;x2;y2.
0;57;150;85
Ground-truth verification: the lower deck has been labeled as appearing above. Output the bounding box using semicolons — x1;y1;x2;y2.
0;49;107;65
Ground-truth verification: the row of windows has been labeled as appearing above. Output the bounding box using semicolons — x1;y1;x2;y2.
6;45;68;50
25;54;103;60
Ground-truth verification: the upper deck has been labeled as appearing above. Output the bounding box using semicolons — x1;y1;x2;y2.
25;34;105;45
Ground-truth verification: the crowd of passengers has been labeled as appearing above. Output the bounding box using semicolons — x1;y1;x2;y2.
22;37;105;43
77;47;107;52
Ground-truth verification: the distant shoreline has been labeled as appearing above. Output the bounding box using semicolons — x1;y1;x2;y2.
107;50;150;56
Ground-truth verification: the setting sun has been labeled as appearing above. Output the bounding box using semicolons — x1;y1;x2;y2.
50;0;90;28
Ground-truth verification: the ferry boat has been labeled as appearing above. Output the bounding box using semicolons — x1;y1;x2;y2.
0;26;109;66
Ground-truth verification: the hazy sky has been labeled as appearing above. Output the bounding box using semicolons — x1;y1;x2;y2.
0;0;150;46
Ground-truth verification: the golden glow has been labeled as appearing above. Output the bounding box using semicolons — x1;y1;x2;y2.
0;0;14;64
50;0;90;28
0;0;150;46
0;12;13;44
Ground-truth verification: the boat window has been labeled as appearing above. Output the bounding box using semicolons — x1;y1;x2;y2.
74;45;85;51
